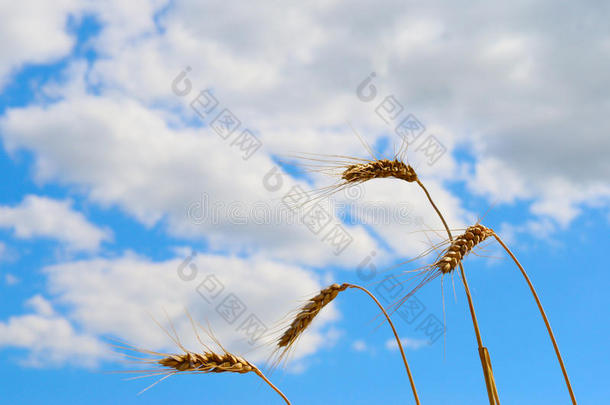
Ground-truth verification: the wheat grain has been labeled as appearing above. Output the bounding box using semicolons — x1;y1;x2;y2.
435;224;494;274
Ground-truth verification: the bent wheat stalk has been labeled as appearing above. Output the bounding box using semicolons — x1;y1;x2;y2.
492;233;577;404
277;283;421;405
413;179;501;405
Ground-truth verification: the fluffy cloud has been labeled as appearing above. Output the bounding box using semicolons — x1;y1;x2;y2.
0;0;84;88
82;0;610;228
0;93;383;267
3;1;608;257
0;295;109;367
0;195;111;251
0;252;342;367
45;252;337;364
351;339;367;352
1;0;608;266
4;273;19;286
385;337;429;351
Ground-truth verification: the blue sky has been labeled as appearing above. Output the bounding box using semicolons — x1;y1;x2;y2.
0;1;609;404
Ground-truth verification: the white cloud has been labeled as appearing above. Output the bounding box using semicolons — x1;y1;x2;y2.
0;0;84;89
352;339;367;352
26;295;56;317
2;0;607;243
0;94;382;267
0;296;109;367
0;241;19;263
5;273;19;286
37;252;339;366
0;0;608;248
385;337;429;351
0;252;344;368
0;195;111;252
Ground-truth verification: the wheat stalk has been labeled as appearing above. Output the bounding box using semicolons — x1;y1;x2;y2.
492;233;577;404
276;282;421;405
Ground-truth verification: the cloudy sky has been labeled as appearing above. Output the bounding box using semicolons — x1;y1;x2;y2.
0;1;608;404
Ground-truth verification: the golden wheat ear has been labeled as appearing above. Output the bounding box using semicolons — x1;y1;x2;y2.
279;152;421;209
272;283;421;405
434;224;495;274
111;322;292;404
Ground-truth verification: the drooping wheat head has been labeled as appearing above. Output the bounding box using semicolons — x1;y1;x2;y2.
157;350;255;374
273;282;422;404
385;223;495;313
341;158;418;184
288;153;420;206
278;283;348;349
114;314;292;404
435;224;494;274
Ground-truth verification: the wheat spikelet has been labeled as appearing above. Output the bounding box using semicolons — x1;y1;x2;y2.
435;224;494;274
273;282;422;404
112;312;292;404
278;283;348;348
341;158;418;184
158;350;256;374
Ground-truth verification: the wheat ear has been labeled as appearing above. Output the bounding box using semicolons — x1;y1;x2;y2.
492;233;577;404
278;283;348;348
115;320;291;404
277;283;421;405
435;224;494;274
157;350;290;404
341;159;418;183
